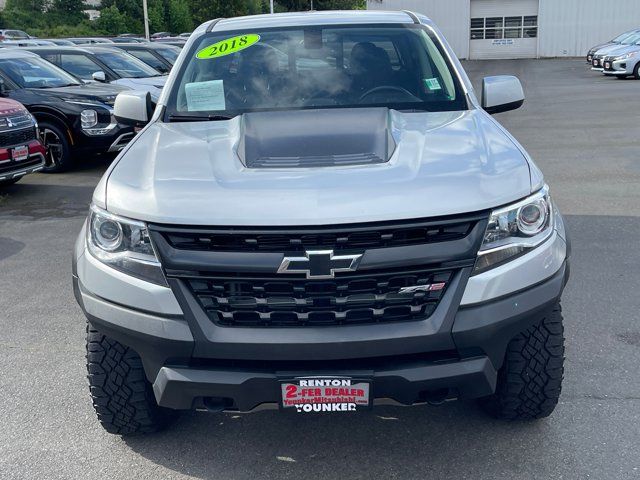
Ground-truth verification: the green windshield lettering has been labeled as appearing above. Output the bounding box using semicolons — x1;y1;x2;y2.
196;34;260;59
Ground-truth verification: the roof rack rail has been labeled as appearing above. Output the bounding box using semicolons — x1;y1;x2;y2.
206;18;224;33
402;10;421;24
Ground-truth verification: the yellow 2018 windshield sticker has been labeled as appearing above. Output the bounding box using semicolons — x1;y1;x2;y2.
196;34;261;59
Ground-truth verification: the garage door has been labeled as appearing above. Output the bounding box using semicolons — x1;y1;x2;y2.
469;0;539;59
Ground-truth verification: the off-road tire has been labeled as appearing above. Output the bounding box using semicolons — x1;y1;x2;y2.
86;322;173;435
480;303;565;420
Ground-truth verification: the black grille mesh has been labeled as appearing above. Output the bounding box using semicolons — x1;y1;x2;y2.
0;127;36;147
163;222;473;253
186;268;453;327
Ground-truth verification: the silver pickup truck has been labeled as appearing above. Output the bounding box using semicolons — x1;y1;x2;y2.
73;10;570;434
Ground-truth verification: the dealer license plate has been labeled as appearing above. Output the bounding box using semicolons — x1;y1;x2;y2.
280;377;370;413
11;145;29;162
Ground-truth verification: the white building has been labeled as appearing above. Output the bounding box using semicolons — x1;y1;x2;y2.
367;0;640;59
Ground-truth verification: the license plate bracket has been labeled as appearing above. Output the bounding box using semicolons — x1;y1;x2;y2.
280;376;371;413
11;145;29;162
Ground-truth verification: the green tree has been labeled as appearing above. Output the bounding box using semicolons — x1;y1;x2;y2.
50;0;88;24
95;5;128;35
5;0;47;13
147;0;167;32
168;0;194;33
275;0;364;10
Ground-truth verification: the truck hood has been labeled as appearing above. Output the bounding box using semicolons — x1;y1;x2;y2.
103;109;534;226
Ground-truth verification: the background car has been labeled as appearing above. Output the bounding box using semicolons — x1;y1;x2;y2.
151;32;172;39
0;98;45;187
25;46;167;100
38;39;76;46
0;49;134;172
591;31;640;69
601;41;640;78
108;37;147;44
2;39;56;47
587;28;640;63
0;29;31;41
66;37;115;45
109;43;181;73
151;37;186;47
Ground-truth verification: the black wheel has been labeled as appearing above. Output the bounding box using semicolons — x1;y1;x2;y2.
479;303;565;420
0;177;20;188
86;322;174;435
38;121;72;172
633;63;640;80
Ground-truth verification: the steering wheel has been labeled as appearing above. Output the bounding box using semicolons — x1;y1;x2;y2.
359;85;419;103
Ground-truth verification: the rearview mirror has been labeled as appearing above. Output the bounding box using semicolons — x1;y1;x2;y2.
92;71;106;83
114;91;154;125
481;75;524;114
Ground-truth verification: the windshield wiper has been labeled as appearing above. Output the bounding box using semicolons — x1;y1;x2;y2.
168;114;236;122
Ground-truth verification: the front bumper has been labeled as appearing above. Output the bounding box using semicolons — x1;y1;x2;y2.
0;151;45;182
602;57;636;75
72;124;136;156
73;214;570;411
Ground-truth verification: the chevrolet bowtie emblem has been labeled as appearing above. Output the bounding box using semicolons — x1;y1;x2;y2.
277;250;363;279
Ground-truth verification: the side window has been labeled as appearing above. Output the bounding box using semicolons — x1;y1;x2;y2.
129;50;167;72
59;54;102;80
42;54;62;66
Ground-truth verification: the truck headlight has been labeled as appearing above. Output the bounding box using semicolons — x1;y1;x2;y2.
87;204;167;286
474;186;553;274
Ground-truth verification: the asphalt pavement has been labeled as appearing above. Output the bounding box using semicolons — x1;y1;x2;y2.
0;59;639;479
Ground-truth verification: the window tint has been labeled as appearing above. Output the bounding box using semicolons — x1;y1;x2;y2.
128;50;168;73
94;51;159;78
58;54;104;80
155;46;180;63
0;57;80;88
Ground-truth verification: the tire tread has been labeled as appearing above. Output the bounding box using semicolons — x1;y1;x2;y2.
85;322;170;435
480;303;565;420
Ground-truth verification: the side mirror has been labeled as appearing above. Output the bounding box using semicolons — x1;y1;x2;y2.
481;75;524;114
92;71;107;83
114;91;154;125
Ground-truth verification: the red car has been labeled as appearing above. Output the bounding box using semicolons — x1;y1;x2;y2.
0;98;45;187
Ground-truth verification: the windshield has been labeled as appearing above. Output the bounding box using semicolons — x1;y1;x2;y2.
155;46;180;64
0;56;81;88
613;30;638;43
128;50;169;73
94;51;161;78
167;24;467;119
620;33;640;45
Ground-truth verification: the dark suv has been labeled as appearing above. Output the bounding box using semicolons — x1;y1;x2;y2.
0;49;134;172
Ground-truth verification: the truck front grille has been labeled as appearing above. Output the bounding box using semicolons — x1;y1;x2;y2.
160;218;474;253
185;267;454;327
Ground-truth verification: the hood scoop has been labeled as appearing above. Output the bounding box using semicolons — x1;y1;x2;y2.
238;107;395;168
